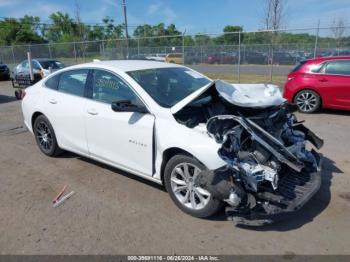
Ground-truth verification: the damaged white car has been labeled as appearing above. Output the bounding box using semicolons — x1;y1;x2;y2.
22;61;323;225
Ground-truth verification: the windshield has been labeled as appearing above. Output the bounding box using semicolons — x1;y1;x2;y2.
127;67;211;107
39;60;65;70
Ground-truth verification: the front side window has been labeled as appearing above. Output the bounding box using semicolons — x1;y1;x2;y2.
58;69;88;97
127;67;211;107
92;69;143;105
324;60;350;75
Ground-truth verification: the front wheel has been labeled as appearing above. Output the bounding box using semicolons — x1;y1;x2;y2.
164;155;222;218
294;90;321;113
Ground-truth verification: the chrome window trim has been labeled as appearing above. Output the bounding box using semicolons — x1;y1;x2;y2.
309;59;350;76
44;67;151;113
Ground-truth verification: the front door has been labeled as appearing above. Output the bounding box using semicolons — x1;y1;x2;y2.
84;69;155;176
316;60;350;108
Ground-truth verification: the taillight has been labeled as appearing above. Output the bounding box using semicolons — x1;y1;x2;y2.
21;89;26;99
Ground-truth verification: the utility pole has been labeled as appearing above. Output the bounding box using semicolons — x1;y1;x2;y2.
122;0;129;58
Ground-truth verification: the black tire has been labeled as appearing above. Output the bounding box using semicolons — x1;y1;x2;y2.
294;89;321;113
33;115;63;157
164;154;222;218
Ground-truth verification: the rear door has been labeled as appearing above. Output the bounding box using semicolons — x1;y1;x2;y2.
84;69;155;176
42;69;89;154
316;60;350;108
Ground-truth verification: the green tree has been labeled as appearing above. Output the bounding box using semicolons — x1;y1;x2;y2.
214;25;243;45
0;16;44;45
46;12;78;42
102;17;123;40
194;34;211;46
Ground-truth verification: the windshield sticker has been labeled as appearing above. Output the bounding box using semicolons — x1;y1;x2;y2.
184;70;204;79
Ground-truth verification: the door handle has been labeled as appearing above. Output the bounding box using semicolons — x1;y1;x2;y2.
48;98;57;104
319;78;328;82
87;109;98;115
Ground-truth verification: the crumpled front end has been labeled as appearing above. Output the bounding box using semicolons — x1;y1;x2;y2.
196;104;323;226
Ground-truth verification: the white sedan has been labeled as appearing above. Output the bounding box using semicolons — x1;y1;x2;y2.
22;60;323;224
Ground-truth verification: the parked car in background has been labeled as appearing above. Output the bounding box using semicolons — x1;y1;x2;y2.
13;58;65;81
145;53;166;62
129;54;148;60
184;52;202;64
0;61;10;80
243;51;267;64
284;56;350;113
207;52;238;64
165;53;183;64
270;52;297;65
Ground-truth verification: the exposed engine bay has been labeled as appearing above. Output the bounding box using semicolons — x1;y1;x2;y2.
174;80;323;226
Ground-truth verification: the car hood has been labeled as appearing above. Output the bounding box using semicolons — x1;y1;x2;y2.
170;80;286;114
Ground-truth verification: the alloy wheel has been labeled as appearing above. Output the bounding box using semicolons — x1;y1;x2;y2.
170;163;210;210
296;91;318;112
36;121;53;152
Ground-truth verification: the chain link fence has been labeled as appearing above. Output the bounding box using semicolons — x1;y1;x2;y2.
0;26;349;84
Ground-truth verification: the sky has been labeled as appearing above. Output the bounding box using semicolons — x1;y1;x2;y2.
0;0;349;34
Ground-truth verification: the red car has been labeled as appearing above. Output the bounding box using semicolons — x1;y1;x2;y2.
283;56;350;113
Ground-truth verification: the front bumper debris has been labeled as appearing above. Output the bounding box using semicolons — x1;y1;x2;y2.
226;151;322;226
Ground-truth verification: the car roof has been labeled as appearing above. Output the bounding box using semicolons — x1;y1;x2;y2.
35;58;60;62
307;56;350;63
68;60;184;72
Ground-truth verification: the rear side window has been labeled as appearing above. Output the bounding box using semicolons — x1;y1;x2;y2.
310;63;324;73
45;74;60;90
58;69;88;96
324;60;350;75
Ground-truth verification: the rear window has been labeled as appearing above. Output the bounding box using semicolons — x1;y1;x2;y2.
291;61;307;72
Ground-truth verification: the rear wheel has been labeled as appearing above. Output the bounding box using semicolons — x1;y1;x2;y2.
164;155;222;218
294;90;321;113
33;115;63;156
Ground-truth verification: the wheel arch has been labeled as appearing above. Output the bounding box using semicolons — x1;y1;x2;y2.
31;111;44;129
160;147;205;187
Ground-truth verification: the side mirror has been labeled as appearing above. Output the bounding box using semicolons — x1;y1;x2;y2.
111;100;148;113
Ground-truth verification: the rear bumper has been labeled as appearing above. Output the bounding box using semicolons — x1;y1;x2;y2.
283;82;294;103
227;151;322;226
